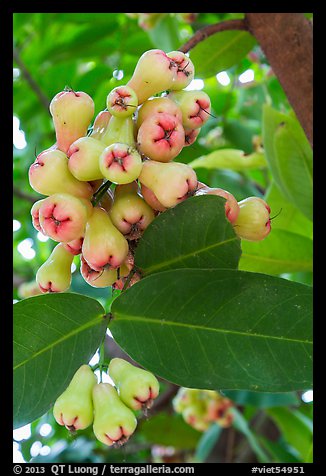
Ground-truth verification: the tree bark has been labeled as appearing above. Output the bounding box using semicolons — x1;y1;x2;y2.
244;13;313;146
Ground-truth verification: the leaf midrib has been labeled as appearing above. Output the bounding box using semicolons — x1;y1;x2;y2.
142;236;239;274
13;313;105;371
112;313;312;345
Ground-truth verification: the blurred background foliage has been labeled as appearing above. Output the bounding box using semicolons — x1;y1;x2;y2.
13;12;313;464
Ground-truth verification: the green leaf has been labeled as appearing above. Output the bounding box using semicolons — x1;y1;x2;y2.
259;436;301;463
262;105;313;221
221;390;300;408
239;228;313;275
135;195;241;276
139;412;201;450
266;407;313;461
110;268;312;392
232;408;270;462
13;293;107;429
194;423;222;462
190;30;256;78
147;15;182;51
188;149;267;172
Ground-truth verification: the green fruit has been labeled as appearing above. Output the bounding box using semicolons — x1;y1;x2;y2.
109;358;159;411
53;365;97;431
233;196;271;241
36;243;74;293
92;383;137;446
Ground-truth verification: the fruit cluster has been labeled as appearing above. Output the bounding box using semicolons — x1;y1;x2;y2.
28;48;271;294
173;387;234;432
53;358;159;447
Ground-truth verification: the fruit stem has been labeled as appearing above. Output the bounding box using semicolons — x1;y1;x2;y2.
122;268;137;292
91;180;112;207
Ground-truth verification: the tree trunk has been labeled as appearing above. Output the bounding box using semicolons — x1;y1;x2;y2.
245;13;313;147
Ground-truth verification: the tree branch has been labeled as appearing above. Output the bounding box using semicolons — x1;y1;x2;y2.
13;186;37;203
13;46;50;112
178;18;247;53
244;13;313;147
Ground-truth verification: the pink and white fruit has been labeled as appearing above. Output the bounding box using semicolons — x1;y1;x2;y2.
136;97;182;129
139;160;198;208
99;143;143;184
100;116;136;148
195;185;240;224
168;90;211;130
82;207;129;271
140;184;166;212
106;85;138;118
137;113;185;162
233;196;271;241
80;255;118;288
67;137;105;181
90;110;112;140
38;193;92;243
127;49;176;104
30;199;46;232
29;149;93;199
53;365;97;431
109;184;155;239
36;243;74;293
184;128;200;147
92;383;137;447
167;51;195;90
109;358;160;411
49;89;95;154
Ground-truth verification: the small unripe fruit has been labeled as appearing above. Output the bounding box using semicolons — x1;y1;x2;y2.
127;49;177;104
82;207;129;271
107;85;138;118
109;358;160;411
233;196;271;241
139;160;197;208
50;90;95;154
99;143;143;184
53;365;97;431
92;383;137;446
166;51;195;90
67;137;106;181
100;115;136;148
90;110;112;140
137;113;185;162
36;243;74;293
195;186;240;224
168;90;211;130
29;149;93;199
38;193;92;243
136;97;182;129
80;255;118;288
109;184;155;239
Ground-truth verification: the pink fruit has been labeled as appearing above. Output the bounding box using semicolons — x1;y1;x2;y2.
233;196;271;241
99;143;143;184
137;113;185;162
140;184;167;212
63;237;84;255
136;97;182;129
36;243;74;293
109;183;155;240
80;255;118;288
90;110;112;140
39;193;92;243
107;86;138;118
168;90;211;129
30;199;46;232
29;149;93;199
82;207;129;271
195;186;240;224
166;51;195;90
139;160;198;208
67;136;105;181
49;89;95;154
127;49;177;104
184;128;201;147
